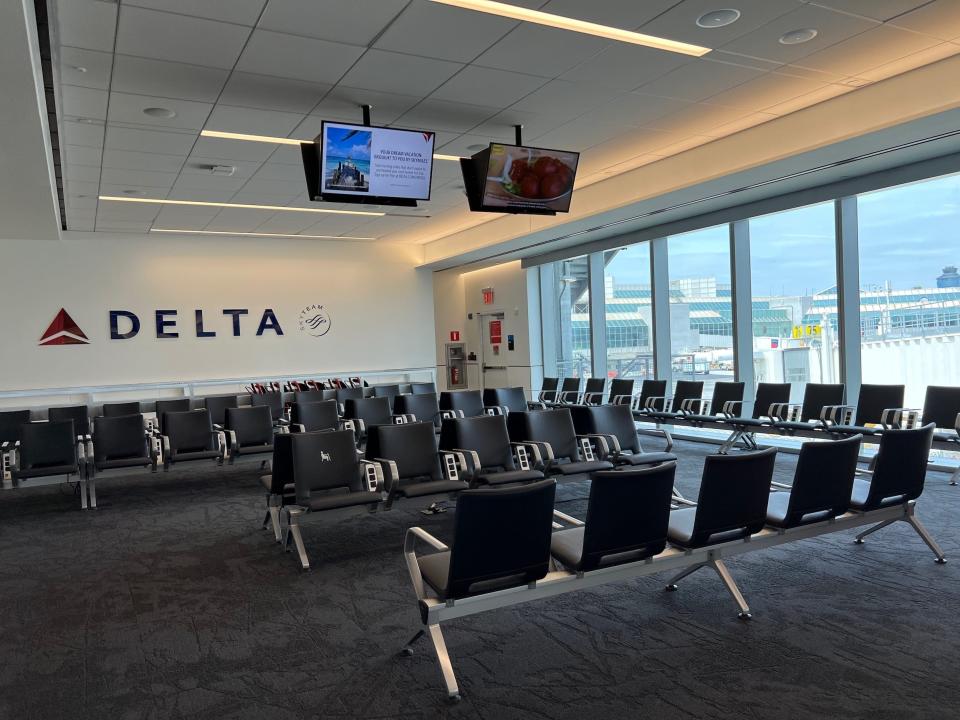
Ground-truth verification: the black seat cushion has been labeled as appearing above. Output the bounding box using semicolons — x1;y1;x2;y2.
259;474;294;495
550;459;614;475
615;451;677;466
775;420;821;432
475;469;544;486
236;443;273;456
666;507;749;548
550;526;661;571
396;479;468;498
306;490;381;512
765;490;834;527
13;462;79;480
730;417;770;428
832;424;880;435
170;449;220;463
95;457;152;471
848;477;906;510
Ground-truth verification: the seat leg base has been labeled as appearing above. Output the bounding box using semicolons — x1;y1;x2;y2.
400;629;426;657
664;562;705;590
710;559;751;618
268;505;282;543
854;517;896;543
428;624;460;701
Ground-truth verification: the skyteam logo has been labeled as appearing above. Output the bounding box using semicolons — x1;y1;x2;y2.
299;304;331;338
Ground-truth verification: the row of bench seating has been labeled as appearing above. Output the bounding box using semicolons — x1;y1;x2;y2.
400;424;946;701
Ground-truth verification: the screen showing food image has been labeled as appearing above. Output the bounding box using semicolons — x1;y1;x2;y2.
320;121;435;201
481;143;580;213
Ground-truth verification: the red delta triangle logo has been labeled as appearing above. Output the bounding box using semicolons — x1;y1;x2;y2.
39;308;89;346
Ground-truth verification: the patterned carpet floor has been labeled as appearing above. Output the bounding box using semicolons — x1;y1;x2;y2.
0;438;958;719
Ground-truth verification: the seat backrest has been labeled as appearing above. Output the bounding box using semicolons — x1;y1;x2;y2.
864;424;934;508
753;382;791;419
525;408;580;461
921;385;960;429
580;463;676;571
581;404;640;454
251;392;283;421
19;420;77;470
225;405;274;447
155;399;191;432
373;384;402;401
291;400;340;432
443;414;514;470
540;377;559;395
203;395;239;426
371;422;443;481
786;435;861;523
672;380;704;408
93;414;147;462
608;378;635;402
410;382;437;395
344;396;392;426
48;405;90;436
854;384;905;425
445;479;557;599
293;389;329;405
439;390;485;417
103;401;141;417
799;383;845;421
486;387;527;414
394;393;442;428
0;410;31;443
559;377;581;395
709;382;744;412
692;447;777;545
290;430;365;502
583;378;605;403
336;386;365;404
165;409;214;452
637;379;666;409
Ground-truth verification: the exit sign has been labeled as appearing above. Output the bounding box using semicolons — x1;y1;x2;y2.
482;287;494;304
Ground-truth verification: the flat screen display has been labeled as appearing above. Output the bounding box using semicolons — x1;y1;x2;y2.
319;121;435;202
480;143;579;214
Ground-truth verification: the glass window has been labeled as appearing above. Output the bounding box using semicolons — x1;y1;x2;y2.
543;255;591;380
603;244;654;381
749;202;839;402
668;225;733;399
857;172;960;408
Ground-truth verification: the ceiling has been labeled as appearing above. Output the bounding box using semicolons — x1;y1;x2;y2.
51;0;960;241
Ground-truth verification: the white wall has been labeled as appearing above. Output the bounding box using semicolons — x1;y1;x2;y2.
0;232;435;395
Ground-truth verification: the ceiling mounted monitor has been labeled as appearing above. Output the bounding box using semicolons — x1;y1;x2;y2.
302;121;436;207
461;142;580;216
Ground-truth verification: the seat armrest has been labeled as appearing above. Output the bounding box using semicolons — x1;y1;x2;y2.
553;509;585;527
526;400;547;410
510;441;547;468
672;496;698;507
820;404;854;426
358;459;385;492
449;448;481;477
161;434;172;469
610;394;634;407
721;400;743;418
880;407;921;429
437;450;464;482
642;395;669;412
483;405;507;416
679;398;709;415
771;481;793;490
392;413;416;424
373;458;400;494
582;392;603;405
578;433;619;458
290;423;306;433
524;440;554;465
559;391;581;404
539;390;558;403
404;526;449;553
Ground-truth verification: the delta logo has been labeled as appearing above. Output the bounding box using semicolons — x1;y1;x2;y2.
39;308;89;346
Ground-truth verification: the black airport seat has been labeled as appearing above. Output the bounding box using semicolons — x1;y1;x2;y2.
260;433;300;542
155;399;191;434
343;396;411;439
663;447;777;618
917;385;960;442
11;420;87;506
293;389;335;405
161;409;223;470
554;377;582;405
335;386;365;411
438;414;545;487
251;391;284;424
48;405;91;436
640;380;705;421
773;383;846;434
607;378;636;406
830;384;906;436
410;382;437;395
370;422;468;507
582;378;606;405
102;401;141;417
373;384;404;402
91;414;155;473
538;377;559;404
224;406;275;463
439;390;487;418
202;395;239;427
394;392;445;430
569;404;677;467
551;463;676;572
766;435;861;528
633;379;667;411
289;400;340;433
282;429;383;570
411;478;557;601
0;409;31;480
508;408;614;477
483;386;541;414
718;382;791;452
681;381;745;423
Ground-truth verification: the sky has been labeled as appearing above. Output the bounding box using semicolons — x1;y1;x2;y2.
325;127;372;160
605;171;960;298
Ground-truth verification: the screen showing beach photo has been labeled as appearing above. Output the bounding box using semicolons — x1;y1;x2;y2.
320;122;435;200
481;143;580;213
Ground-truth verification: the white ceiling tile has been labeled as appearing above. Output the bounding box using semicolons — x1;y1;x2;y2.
259;0;408;45
338;50;463;96
104;125;198;155
236;30;366;84
110;55;229;103
58;47;113;90
297;88;422;131
152;205;222;228
191;136;276;162
640;0;805;48
205;207;279;231
249;163;302;182
115;6;250;69
100;167;179;189
634;59;766;102
65;145;104;167
510;79;621;120
107;92;213;130
63;180;102;198
394;99;493;134
719;4;878;65
61;85;108;120
470;109;570;143
54;0;117;52
66;164;101;182
300;216;372;236
435;134;499;156
237;178;306;196
250;213;318;234
761;83;852;115
585;93;695;128
810;1;935;22
268;143;309;164
102;149;187;173
888;0;960;40
204;104;305;137
348;215;424;238
125;0;267;25
96;221;155;232
857;42;960;81
171;173;251;193
701;111;779;138
560;44;694;91
539;0;678;28
430;66;546;108
374;0;517;62
96;201;162;221
473;24;610;78
181;157;265;179
219;73;330;114
231;193;301;205
636;102;755;135
700;71;827;110
791;24;939;77
166;186;238;203
66;193;98;210
529;113;635;150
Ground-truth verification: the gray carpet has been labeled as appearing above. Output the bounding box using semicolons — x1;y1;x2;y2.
0;439;958;719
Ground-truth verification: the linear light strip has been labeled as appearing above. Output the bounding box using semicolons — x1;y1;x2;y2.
425;0;711;56
200;130;463;161
150;228;377;240
98;195;385;217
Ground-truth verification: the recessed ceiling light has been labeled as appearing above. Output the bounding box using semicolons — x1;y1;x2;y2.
424;0;711;56
143;107;177;118
199;129;463;161
99;195;385;217
68;65;88;73
150;228;377;241
121;189;144;196
696;9;740;29
779;28;818;45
